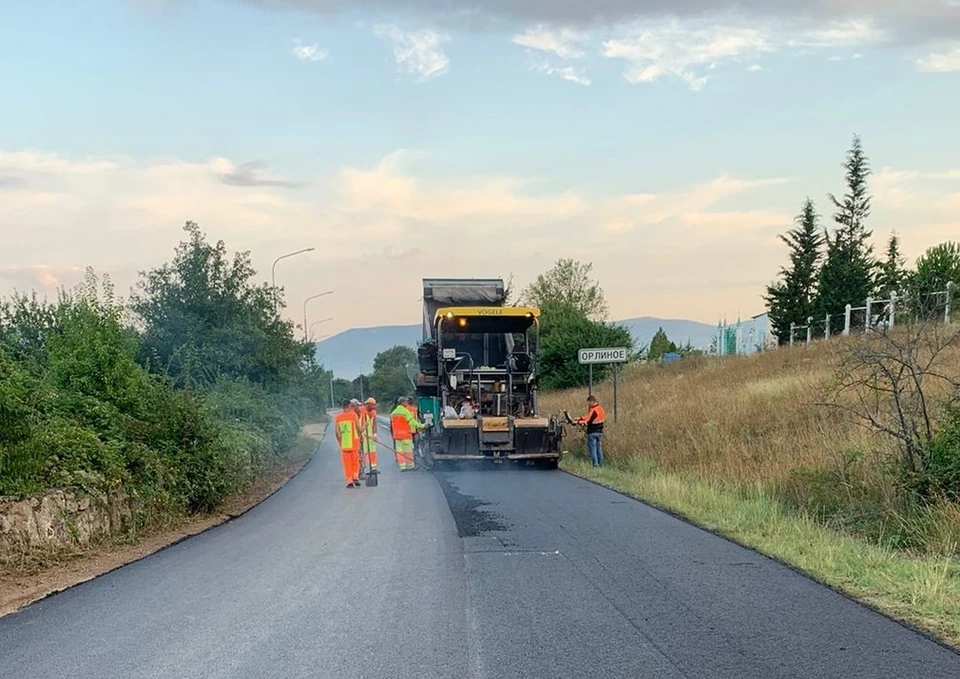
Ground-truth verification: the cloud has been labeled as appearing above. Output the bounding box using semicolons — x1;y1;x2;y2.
870;165;960;259
785;19;886;48
916;42;960;71
335;149;588;226
3;146;958;332
512;25;589;58
372;24;451;82
220;161;305;188
0;150;119;176
530;61;591;85
0;176;25;189
512;25;592;84
508;15;889;88
235;0;960;47
601;21;773;90
597;175;791;234
0;265;86;291
292;40;329;62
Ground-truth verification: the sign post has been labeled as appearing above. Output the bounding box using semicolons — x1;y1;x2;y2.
613;363;618;422
577;347;629;423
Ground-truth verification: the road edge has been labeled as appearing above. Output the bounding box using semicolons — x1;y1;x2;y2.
0;424;327;620
559;465;960;657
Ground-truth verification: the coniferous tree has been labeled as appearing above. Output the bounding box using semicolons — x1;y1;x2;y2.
647;327;678;361
764;198;824;345
816;135;878;327
876;231;908;298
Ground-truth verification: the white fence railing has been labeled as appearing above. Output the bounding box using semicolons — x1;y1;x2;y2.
787;281;956;347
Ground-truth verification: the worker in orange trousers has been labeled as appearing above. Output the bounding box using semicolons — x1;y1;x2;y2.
334;399;362;488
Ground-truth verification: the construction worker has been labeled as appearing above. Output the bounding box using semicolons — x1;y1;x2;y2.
575;395;605;468
391;396;423;471
360;397;379;472
459;395;477;419
334;399;362;487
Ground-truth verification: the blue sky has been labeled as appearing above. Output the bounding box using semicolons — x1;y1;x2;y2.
1;0;959;334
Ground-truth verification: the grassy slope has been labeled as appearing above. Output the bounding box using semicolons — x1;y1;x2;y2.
542;343;960;647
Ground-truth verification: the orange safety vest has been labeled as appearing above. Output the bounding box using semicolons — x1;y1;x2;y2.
391;406;414;441
335;410;360;452
580;404;605;432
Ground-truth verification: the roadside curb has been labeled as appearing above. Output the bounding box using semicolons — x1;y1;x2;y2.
559;463;960;656
0;425;328;620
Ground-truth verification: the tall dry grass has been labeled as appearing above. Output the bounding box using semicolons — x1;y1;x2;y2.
542;338;960;555
544;343;869;481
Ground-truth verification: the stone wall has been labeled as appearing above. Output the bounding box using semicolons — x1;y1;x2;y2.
0;490;139;549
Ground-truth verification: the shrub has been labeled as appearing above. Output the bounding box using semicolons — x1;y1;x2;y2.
923;405;960;500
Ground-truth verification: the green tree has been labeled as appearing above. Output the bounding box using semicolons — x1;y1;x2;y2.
368;345;417;406
876;231;908;298
816;135;878;327
764;198;824;345
521;258;609;321
131;221;311;389
911;241;960;317
647;327;678;362
538;302;632;390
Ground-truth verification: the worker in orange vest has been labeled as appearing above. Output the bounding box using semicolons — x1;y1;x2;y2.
575;395;605;468
390;396;423;471
334;399;362;487
360;397;379;473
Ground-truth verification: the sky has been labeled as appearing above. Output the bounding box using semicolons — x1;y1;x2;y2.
1;0;959;338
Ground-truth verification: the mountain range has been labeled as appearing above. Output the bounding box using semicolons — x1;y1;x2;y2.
315;317;717;379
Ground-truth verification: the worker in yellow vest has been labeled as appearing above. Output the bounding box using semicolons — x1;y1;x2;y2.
334;399;362;487
360;397;379;473
391;397;424;471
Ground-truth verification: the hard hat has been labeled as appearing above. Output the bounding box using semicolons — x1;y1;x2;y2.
350;398;361;406
364;397;377;406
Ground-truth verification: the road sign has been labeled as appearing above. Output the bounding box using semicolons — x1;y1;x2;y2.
577;347;629;423
577;347;628;365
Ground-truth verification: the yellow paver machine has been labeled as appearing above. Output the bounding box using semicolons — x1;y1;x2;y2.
413;278;564;469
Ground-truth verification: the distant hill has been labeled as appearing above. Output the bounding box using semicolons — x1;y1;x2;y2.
619;317;718;353
314;325;421;378
315;317;717;378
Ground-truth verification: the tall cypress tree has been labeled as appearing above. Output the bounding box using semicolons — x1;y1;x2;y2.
816;135;878;326
876;231;908;298
764;198;824;345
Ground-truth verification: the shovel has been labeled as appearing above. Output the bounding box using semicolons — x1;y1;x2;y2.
363;446;379;487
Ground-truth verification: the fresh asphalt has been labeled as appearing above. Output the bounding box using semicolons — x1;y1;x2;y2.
1;420;959;678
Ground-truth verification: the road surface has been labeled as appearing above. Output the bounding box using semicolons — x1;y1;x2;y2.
1;421;958;678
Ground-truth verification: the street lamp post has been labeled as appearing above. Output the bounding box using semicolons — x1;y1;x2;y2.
303;290;334;340
271;247;315;314
309;318;333;341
